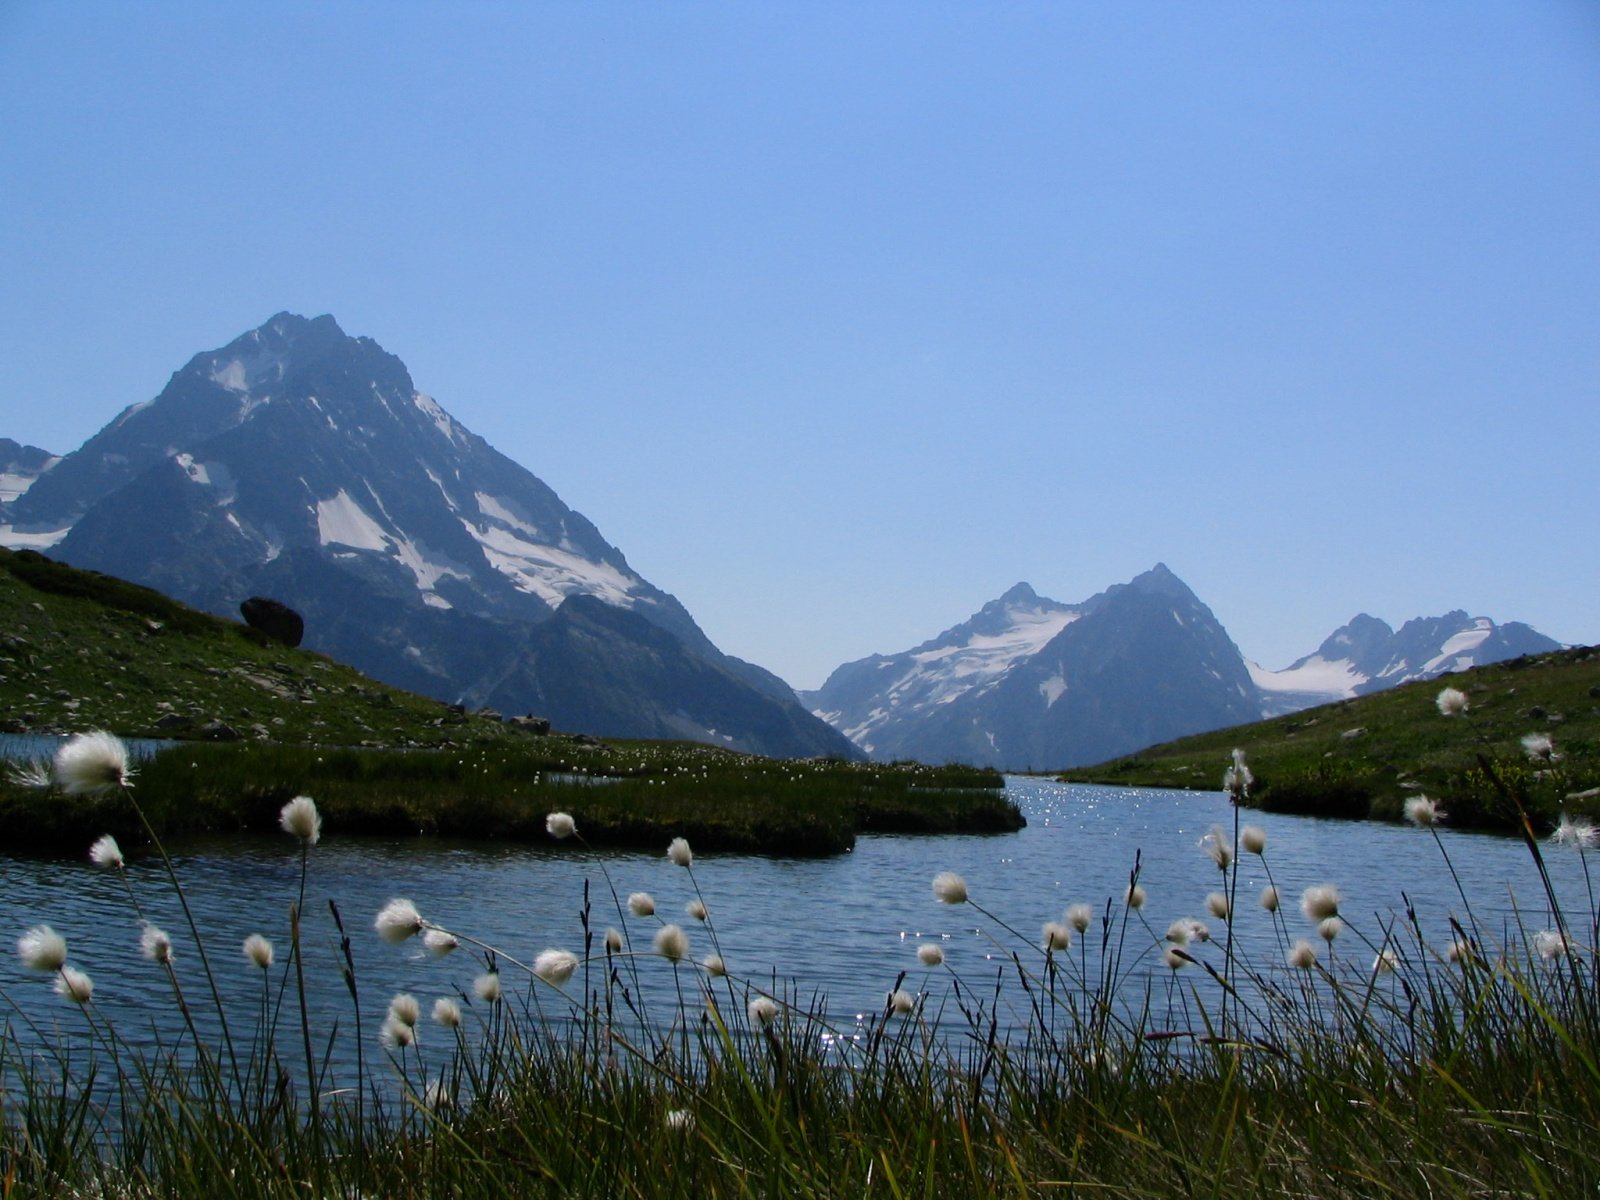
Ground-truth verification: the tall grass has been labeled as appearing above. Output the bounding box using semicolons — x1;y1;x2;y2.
4;706;1600;1197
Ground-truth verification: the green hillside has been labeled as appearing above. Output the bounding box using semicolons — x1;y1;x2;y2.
1059;645;1600;833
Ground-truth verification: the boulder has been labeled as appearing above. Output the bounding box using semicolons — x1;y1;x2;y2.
239;597;304;648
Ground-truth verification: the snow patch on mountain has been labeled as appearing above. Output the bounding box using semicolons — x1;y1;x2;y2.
316;490;391;552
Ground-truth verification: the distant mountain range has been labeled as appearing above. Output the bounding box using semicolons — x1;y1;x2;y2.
804;570;1563;769
0;313;858;760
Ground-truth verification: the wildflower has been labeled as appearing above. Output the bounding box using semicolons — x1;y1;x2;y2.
1126;884;1147;910
1200;826;1233;871
1205;892;1231;921
1534;929;1571;961
388;993;421;1027
654;924;689;962
1436;687;1468;717
424;1078;452;1110
1318;917;1344;943
379;1015;416;1049
7;758;51;789
1553;813;1600;849
1260;885;1281;913
546;811;576;839
1288;940;1318;970
243;934;274;970
534;948;580;986
1446;939;1473;965
140;923;174;965
53;731;133;796
1404;796;1445;827
748;996;778;1028
917;943;945;967
701;953;727;977
374;898;425;943
1065;903;1093;934
667;837;693;867
932;872;968;904
1223;749;1253;801
1300;885;1340;922
628;892;656;917
1522;732;1559;763
1373;948;1400;975
278;795;321;845
433;997;462;1028
1164;946;1190;970
665;1109;695;1133
686;899;707;922
18;926;68;972
473;972;502;1003
1042;922;1071;952
1240;825;1267;855
1165;919;1195;945
604;927;624;953
889;988;916;1014
88;834;124;869
54;966;94;1005
423;929;459;956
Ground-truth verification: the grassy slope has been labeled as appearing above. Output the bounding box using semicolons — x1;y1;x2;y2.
1058;644;1600;831
0;548;1016;853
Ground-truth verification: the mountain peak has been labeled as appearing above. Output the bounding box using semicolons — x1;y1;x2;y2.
997;581;1040;605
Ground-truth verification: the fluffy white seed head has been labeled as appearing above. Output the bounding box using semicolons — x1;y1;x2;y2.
1436;687;1469;717
423;929;459;956
534;948;580;986
1553;813;1600;849
1318;917;1344;943
1446;939;1473;965
374;898;425;943
604;927;624;953
653;924;689;962
1200;826;1233;871
88;834;124;869
1065;903;1093;934
1522;733;1558;763
1534;929;1571;961
932;872;968;904
54;966;94;1005
1288;940;1318;970
1260;885;1281;913
917;943;945;967
1126;884;1147;910
1404;795;1445;827
667;837;693;867
473;972;502;1003
545;811;576;839
665;1109;695;1133
278;795;321;844
748;996;778;1028
1042;922;1071;952
1240;825;1267;856
1165;919;1194;946
1373;949;1400;975
432;997;462;1028
380;1015;416;1049
1205;892;1232;921
53;731;133;796
1300;885;1340;922
140;923;174;965
1164;946;1191;970
686;899;707;922
18;926;67;972
889;988;916;1015
388;993;421;1027
7;758;52;790
628;892;656;917
701;953;727;977
243;933;274;970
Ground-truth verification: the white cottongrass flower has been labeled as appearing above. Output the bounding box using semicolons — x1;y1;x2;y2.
545;811;576;839
18;926;68;972
1167;917;1210;944
388;993;421;1027
54;966;94;1005
1065;903;1093;934
534;948;580;986
686;899;707;922
473;972;502;1003
1126;884;1147;910
54;731;133;796
1404;795;1445;827
1436;687;1469;717
1318;917;1344;943
140;923;174;965
1446;939;1473;965
1288;940;1318;970
1300;885;1340;922
278;795;321;844
604;927;624;953
423;929;459;956
88;834;125;869
1534;929;1572;961
667;837;693;867
432;997;462;1028
424;1078;452;1110
380;1015;416;1049
701;953;727;977
1200;826;1233;871
1223;748;1253;800
1522;732;1559;763
654;924;689;962
1240;825;1267;855
1042;922;1071;952
1205;892;1231;921
1164;946;1190;970
7;758;52;790
917;943;945;967
1260;885;1281;913
1373;948;1400;975
665;1109;695;1133
628;892;656;917
243;933;274;970
747;996;778;1028
1553;813;1600;849
374;898;425;943
932;872;968;904
889;988;916;1015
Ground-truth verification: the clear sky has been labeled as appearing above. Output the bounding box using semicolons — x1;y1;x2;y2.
2;2;1597;690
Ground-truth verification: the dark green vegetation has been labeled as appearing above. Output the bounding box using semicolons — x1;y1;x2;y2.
1061;644;1600;832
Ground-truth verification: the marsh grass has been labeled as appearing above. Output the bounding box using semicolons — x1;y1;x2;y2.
5;728;1600;1197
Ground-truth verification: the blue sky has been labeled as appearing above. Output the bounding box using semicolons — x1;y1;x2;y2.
3;2;1597;689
